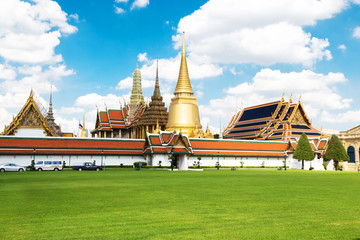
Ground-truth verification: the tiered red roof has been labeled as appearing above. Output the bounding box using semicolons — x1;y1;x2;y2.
144;131;293;157
92;105;131;133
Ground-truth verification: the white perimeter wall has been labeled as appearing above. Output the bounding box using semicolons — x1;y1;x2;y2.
189;156;286;168
0;154;145;167
15;128;46;137
0;152;335;171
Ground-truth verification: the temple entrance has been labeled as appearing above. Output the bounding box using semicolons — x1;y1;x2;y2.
177;154;188;170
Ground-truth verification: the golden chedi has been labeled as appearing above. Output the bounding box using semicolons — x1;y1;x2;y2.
166;32;204;137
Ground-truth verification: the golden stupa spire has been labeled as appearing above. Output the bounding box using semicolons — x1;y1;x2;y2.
174;32;194;95
80;109;87;137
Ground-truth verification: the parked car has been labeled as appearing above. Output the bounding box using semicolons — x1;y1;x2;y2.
72;162;102;171
35;161;63;171
0;163;27;172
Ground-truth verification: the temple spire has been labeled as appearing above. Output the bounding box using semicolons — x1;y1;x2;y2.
47;86;55;121
153;48;161;98
174;32;194;95
80;109;87;137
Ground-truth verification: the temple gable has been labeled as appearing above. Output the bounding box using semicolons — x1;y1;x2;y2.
2;90;60;137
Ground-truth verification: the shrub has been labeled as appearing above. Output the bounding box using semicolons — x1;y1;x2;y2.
62;161;66;168
322;162;328;170
134;162;147;168
309;167;314;170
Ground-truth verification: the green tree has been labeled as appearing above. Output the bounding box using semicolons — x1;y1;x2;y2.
323;134;349;170
293;133;314;170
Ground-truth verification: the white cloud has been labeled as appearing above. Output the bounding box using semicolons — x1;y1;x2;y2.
196;90;204;98
173;0;348;67
338;44;346;51
139;53;222;83
131;0;149;10
353;26;360;38
0;64;16;80
226;69;349;109
229;67;243;76
0;0;77;64
75;93;131;109
320;110;360;124
137;52;148;62
116;76;153;90
199;68;352;133
115;0;129;3
57;107;84;115
0;0;77;133
0;64;74;95
115;6;125;14
69;14;79;22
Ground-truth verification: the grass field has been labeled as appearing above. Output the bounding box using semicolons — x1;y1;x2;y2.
0;168;359;240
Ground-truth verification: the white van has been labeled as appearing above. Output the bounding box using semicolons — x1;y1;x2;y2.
35;161;63;171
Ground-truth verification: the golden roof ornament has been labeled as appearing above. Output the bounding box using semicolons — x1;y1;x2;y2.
173;32;194;95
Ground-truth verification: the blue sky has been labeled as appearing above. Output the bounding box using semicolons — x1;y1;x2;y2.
1;0;360;135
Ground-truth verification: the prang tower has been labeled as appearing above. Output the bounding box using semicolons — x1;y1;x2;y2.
166;32;203;137
129;63;144;119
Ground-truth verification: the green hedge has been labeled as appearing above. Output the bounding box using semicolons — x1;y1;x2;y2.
133;162;147;168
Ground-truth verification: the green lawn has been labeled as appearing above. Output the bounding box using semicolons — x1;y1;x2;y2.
0;168;359;239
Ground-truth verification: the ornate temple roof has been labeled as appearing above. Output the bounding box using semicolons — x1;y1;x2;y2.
144;131;193;155
223;98;327;141
2;90;61;137
92;104;130;133
144;131;293;157
133;52;168;128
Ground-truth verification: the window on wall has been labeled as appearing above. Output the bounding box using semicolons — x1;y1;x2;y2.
347;146;355;163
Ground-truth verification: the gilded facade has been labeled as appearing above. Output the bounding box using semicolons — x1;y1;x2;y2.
338;126;360;171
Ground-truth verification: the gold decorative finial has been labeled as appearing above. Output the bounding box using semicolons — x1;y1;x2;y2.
155;120;160;134
173;31;194;95
282;91;285;102
80;109;87;138
298;94;302;103
104;102;107;110
289;92;293;103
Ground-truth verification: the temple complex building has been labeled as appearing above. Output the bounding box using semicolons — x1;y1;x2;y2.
338;126;360;171
128;64;145;120
2;90;62;137
165;33;204;138
132;52;168;139
223;97;327;141
91;105;132;138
